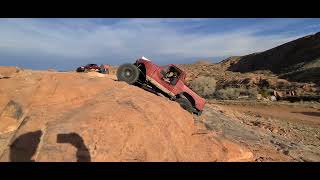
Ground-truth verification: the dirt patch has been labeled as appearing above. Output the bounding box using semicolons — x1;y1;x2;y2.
200;101;320;161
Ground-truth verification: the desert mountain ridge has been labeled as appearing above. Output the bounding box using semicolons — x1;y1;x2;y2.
220;32;320;83
177;32;320;96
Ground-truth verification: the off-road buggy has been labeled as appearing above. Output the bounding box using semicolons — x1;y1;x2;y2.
116;57;206;115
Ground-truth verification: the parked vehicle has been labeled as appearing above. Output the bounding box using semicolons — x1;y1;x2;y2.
76;64;111;74
76;64;100;72
99;64;110;74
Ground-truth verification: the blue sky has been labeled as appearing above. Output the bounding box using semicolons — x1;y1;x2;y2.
0;18;319;70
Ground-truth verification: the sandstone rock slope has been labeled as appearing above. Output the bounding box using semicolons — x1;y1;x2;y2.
0;67;252;162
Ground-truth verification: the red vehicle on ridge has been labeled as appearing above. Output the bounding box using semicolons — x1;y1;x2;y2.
116;56;206;115
76;64;110;74
76;64;100;72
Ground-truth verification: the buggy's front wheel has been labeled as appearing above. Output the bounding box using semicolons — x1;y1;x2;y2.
116;64;140;84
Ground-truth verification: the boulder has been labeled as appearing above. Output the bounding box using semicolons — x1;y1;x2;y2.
0;66;20;79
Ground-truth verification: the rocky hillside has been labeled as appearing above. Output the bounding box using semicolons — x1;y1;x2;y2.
224;32;320;84
0;66;252;162
177;32;320;99
178;61;319;94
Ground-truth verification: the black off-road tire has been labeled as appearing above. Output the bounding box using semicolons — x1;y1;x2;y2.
117;63;140;84
196;110;202;116
76;67;84;72
175;96;193;113
99;68;106;74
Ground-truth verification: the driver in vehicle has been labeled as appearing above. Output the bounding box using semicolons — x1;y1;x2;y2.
164;70;178;84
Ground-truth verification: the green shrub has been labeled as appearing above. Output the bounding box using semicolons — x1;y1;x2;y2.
213;88;258;100
246;88;259;98
189;76;217;98
213;88;239;100
259;87;274;97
